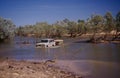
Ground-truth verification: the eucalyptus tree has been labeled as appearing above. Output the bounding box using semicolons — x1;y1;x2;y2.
16;25;34;37
34;22;53;38
63;18;70;24
116;11;120;35
43;24;52;38
89;14;104;42
52;22;67;38
67;21;77;37
33;22;45;37
111;11;120;40
104;12;115;39
16;26;23;36
23;25;33;36
0;17;15;42
84;18;91;33
77;19;86;35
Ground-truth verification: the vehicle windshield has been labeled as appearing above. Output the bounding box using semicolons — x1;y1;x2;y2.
41;40;48;43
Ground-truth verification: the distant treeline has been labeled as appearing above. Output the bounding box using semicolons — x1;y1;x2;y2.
0;11;120;42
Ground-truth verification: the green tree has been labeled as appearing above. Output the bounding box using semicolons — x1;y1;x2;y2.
33;22;45;37
63;18;70;24
67;21;77;37
89;14;104;42
116;11;120;34
52;23;66;38
111;11;120;40
77;19;86;35
104;12;115;39
43;24;52;38
0;17;15;42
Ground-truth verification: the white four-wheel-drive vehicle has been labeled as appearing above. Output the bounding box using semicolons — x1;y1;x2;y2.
36;39;56;48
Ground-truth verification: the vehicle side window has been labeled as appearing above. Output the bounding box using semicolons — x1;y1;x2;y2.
50;40;54;43
50;40;52;43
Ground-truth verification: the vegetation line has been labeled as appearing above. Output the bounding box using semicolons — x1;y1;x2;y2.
0;12;120;43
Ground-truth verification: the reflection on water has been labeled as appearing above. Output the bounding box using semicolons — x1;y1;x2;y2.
0;37;120;78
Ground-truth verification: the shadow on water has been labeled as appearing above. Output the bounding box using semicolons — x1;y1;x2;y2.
74;39;91;43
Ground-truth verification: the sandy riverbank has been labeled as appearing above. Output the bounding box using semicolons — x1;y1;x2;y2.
0;59;82;78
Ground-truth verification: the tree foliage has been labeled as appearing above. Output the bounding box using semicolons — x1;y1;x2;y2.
104;12;115;32
77;20;86;35
15;11;120;41
90;14;103;33
116;11;120;32
0;17;15;41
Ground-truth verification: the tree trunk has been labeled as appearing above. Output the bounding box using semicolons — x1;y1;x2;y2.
89;32;96;43
70;33;73;37
112;30;120;41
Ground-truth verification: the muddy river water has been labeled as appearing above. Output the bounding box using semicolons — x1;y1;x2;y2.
0;37;120;78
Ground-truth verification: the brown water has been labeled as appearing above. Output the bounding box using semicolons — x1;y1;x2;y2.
0;37;120;78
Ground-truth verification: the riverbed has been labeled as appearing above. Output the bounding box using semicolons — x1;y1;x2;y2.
0;37;120;78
